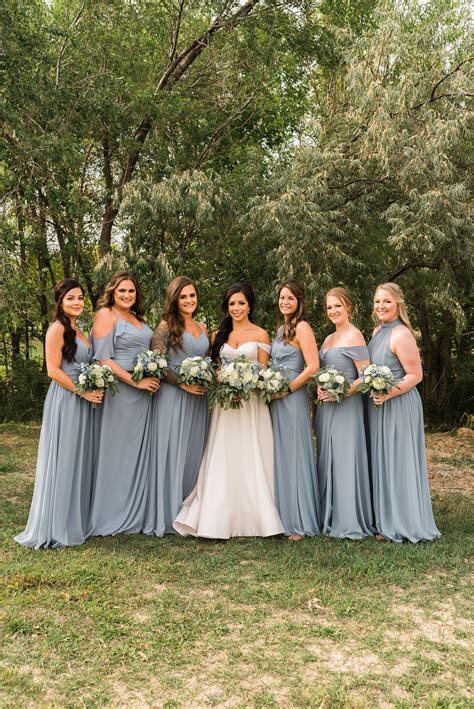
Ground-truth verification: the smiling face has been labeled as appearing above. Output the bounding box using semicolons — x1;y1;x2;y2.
113;279;136;310
326;295;350;327
61;287;84;319
177;284;197;317
228;292;250;323
374;288;399;323
278;287;298;319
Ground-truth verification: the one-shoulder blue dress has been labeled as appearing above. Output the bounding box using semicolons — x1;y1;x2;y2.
316;345;375;539
88;320;154;536
368;319;440;542
15;338;95;549
142;330;210;536
270;333;321;536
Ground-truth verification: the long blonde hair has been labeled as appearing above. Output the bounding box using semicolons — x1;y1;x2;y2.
373;282;414;333
325;287;354;321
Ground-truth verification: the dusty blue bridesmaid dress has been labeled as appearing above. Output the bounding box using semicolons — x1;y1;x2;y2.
368;319;440;542
15;339;95;549
142;330;210;536
316;346;375;539
88;319;154;536
270;333;321;536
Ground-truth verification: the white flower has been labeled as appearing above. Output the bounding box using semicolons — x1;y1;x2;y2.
242;371;254;384
335;375;345;384
135;363;144;372
372;377;386;390
78;373;87;384
381;366;391;375
189;366;200;376
148;362;158;372
96;377;105;388
319;372;330;383
158;358;167;368
268;380;279;391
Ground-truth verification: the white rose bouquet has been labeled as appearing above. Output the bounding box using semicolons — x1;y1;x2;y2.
179;356;215;388
131;350;168;382
256;363;290;404
74;362;117;407
356;364;398;408
311;366;349;404
209;355;261;410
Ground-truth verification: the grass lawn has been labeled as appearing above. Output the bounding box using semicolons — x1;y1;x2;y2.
1;423;472;707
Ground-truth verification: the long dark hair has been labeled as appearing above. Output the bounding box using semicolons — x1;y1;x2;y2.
96;271;145;320
163;276;197;352
52;278;84;363
211;282;255;361
277;280;307;343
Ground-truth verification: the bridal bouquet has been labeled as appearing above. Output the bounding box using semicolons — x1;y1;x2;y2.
74;362;118;407
356;364;398;407
209;355;260;410
256;364;290;404
311;366;349;404
179;356;215;388
131;350;168;382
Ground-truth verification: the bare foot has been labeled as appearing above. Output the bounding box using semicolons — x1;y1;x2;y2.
289;534;304;541
374;533;385;541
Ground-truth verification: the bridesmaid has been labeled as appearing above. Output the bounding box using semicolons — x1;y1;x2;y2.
368;282;440;542
88;271;159;536
270;281;321;540
15;279;103;549
142;276;209;536
316;288;375;539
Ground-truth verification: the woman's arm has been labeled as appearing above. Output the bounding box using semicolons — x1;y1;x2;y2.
372;327;422;405
288;322;319;393
94;310;159;394
46;323;103;404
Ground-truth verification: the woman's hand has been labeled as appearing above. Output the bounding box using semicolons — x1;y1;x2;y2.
371;391;391;406
81;390;105;405
317;386;335;402
180;383;206;396
271;390;289;400
135;377;160;394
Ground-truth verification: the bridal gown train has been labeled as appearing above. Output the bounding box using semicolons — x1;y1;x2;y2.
173;342;284;539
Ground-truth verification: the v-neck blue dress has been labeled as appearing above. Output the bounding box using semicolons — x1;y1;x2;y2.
270;333;321;536
15;338;95;548
143;330;210;536
88;319;154;536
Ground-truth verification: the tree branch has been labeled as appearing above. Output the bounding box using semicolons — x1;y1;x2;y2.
56;0;87;87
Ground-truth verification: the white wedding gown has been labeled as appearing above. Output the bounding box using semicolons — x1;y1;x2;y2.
173;342;284;538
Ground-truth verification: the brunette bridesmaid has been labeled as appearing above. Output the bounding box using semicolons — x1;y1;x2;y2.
15;279;103;549
88;271;159;536
270;281;321;539
316;288;375;539
142;276;210;536
368;282;440;543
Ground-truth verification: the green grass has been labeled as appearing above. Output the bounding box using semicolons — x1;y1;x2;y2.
1;423;473;707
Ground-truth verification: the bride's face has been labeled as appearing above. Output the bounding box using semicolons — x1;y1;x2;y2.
228;292;250;323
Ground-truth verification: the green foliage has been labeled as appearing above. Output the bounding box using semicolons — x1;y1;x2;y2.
0;360;49;423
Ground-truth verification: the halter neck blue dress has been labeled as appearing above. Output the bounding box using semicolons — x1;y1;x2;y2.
368;319;440;542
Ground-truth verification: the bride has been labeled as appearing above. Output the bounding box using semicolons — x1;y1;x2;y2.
173;283;284;539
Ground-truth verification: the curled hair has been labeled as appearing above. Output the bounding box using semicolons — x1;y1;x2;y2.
163;276;197;352
373;282;414;333
96;271;145;320
325;287;354;320
52;278;84;363
277;280;307;343
211;283;255;361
